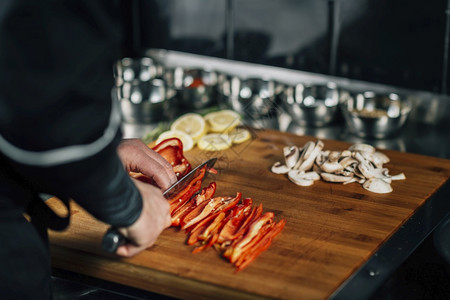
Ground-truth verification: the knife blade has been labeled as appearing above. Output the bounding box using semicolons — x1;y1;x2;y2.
163;158;217;199
102;158;217;253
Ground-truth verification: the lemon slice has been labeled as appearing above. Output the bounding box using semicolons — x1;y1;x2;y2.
156;130;194;151
229;127;251;144
170;113;208;142
197;133;232;151
204;110;241;133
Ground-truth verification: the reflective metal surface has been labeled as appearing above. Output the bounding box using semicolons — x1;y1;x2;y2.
280;81;341;127
117;79;177;124
340;91;412;139
218;76;282;118
165;67;219;110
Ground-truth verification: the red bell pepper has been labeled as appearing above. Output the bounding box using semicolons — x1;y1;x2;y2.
235;219;286;272
168;165;207;214
171;182;216;227
130;138;192;185
223;209;271;262
216;198;253;246
181;192;242;231
225;203;263;244
169;180;202;215
197;211;226;242
151;138;191;179
191;211;226;253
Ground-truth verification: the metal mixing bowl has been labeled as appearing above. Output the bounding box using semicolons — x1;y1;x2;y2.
117;79;176;124
164;67;218;110
218;76;282;118
280;82;341;127
114;57;164;86
340;91;412;139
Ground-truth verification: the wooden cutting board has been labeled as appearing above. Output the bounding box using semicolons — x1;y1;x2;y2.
48;129;450;300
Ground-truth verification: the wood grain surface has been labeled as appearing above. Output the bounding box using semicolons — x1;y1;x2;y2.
48;129;450;300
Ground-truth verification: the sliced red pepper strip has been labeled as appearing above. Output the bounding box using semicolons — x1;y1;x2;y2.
168;165;207;213
230;212;274;263
171;182;216;227
198;211;226;241
224;211;273;263
235;219;286;272
187;223;208;245
234;222;274;267
235;221;275;266
192;231;220;254
195;182;217;205
192;212;226;253
169;179;202;216
181;199;215;231
191;243;208;254
181;192;241;231
217;198;253;245
229;203;263;241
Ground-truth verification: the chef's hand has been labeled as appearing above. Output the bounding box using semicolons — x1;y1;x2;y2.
117;138;177;190
116;178;171;257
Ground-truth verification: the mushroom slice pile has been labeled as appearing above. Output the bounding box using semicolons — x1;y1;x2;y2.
271;140;406;194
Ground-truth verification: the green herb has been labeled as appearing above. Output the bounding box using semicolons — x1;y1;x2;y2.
141;123;170;144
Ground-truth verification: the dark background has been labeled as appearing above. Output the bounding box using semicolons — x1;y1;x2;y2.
122;0;449;95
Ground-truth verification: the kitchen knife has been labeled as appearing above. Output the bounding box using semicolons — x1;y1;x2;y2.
102;158;217;253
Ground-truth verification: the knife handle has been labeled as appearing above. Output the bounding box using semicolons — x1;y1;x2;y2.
102;227;127;253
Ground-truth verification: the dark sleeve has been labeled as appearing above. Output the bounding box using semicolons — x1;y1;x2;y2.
0;0;142;227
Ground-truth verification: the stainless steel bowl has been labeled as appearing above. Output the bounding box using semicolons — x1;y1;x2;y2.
280;82;341;127
164;67;218;110
340;91;412;139
117;79;176;124
218;76;281;118
114;57;164;86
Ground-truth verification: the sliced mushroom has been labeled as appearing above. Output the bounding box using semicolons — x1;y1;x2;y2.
328;151;341;163
353;167;366;179
301;141;316;160
339;156;358;169
363;178;393;193
271;162;291;174
338;168;355;177
288;170;320;186
340;150;352;158
373;151;390;168
373;168;393;183
315;150;329;166
293;141;315;170
320;173;354;183
353;151;377;179
342;177;362;185
296;140;324;172
359;151;375;164
390;172;406;180
284;146;299;169
320;161;344;173
348;143;375;154
302;171;321;181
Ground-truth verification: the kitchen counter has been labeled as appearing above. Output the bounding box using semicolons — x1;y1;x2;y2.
51;50;450;299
